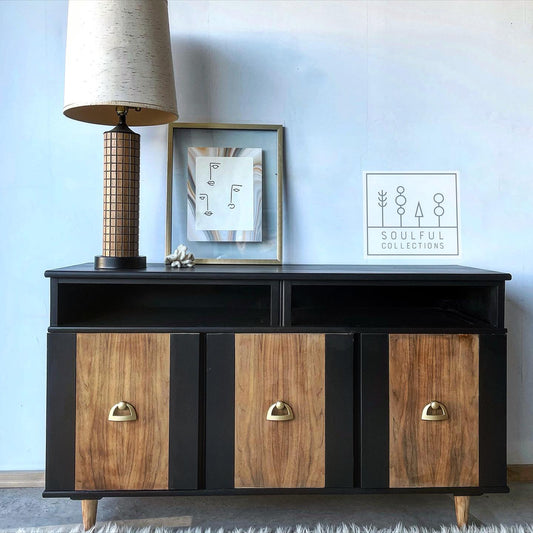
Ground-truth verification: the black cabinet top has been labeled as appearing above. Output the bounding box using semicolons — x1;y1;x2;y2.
45;263;511;282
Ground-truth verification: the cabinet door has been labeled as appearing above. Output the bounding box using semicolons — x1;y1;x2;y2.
235;333;325;488
46;332;199;492
389;334;479;488
206;333;354;489
75;333;170;490
361;333;506;489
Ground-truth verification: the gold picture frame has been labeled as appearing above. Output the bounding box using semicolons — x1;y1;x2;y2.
166;123;283;264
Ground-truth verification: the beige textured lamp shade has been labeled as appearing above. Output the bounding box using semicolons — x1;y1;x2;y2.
64;0;178;126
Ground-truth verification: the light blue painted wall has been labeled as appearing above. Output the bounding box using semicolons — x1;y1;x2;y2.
1;0;532;469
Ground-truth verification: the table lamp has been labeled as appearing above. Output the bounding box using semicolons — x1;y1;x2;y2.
63;0;178;269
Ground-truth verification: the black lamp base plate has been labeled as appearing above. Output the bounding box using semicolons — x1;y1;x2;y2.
95;256;147;270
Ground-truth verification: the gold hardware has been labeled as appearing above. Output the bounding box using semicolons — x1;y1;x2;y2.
266;401;294;421
108;401;137;422
421;400;449;421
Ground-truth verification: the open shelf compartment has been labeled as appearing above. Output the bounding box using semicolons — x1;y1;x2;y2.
54;282;275;327
288;282;500;329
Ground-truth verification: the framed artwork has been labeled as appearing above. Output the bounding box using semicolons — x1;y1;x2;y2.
166;123;283;264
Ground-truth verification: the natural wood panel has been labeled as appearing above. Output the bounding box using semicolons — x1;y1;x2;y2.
75;333;170;490
234;333;325;488
389;334;479;488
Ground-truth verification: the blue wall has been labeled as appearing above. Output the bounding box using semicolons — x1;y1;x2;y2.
1;0;532;469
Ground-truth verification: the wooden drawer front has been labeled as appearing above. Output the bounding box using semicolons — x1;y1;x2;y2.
75;333;170;490
234;333;326;488
389;334;479;488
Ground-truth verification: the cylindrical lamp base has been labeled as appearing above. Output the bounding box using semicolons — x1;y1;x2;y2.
102;119;141;259
95;255;147;270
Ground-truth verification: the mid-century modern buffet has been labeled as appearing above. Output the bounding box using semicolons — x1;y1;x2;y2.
44;263;511;529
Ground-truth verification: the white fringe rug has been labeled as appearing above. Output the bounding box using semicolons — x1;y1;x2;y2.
9;524;533;533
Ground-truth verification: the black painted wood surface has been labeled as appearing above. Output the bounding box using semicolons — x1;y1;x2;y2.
44;484;510;499
205;334;235;489
44;263;511;500
169;334;201;489
46;263;511;281
479;334;507;487
46;333;76;491
325;334;355;487
359;334;390;488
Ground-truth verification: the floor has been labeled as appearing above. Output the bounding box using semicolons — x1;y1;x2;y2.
0;484;532;531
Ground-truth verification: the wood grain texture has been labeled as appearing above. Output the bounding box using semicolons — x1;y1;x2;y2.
454;495;470;527
234;333;325;488
102;130;140;257
0;470;44;488
81;500;98;531
389;334;479;488
75;333;170;490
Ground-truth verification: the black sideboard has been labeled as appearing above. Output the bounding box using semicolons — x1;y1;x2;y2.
44;264;511;529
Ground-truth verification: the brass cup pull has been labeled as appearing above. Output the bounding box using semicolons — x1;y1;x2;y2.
108;401;137;422
421;401;449;421
266;401;294;421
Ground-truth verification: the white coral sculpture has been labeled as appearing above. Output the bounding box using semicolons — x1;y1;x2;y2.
165;244;195;268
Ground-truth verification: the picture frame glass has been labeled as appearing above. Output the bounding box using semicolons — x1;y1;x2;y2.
167;125;282;263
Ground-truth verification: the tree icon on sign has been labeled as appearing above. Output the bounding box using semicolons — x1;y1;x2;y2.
415;202;424;227
433;193;445;227
377;190;387;227
395;186;406;227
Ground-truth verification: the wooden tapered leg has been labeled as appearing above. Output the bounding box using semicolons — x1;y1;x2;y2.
81;499;98;530
454;495;470;527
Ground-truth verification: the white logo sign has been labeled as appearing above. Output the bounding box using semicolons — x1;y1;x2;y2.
364;172;460;256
